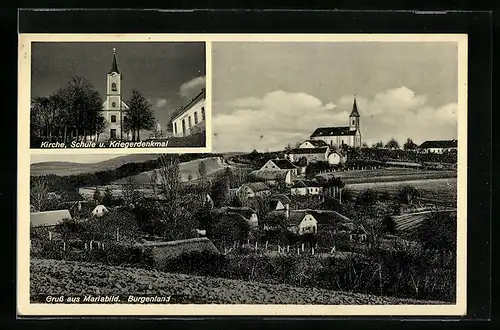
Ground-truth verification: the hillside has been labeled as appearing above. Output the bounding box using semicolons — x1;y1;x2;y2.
30;154;161;176
113;156;226;184
30;258;445;305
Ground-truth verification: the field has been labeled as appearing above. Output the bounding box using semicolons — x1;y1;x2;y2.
347;177;457;205
326;168;457;184
31;154;160;176
113;157;227;184
30;258;446;305
393;209;457;232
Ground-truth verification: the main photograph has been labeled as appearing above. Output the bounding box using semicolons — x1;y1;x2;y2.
28;40;208;150
29;40;460;306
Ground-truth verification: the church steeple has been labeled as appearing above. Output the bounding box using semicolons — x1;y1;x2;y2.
350;94;360;117
109;47;119;74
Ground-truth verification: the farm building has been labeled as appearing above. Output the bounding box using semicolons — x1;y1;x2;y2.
259;159;298;176
215;207;259;228
263;210;317;235
290;180;323;196
418;139;458;154
92;205;109;217
309;96;362;148
268;194;291;211
306;210;354;233
236;182;271;200
135;237;219;269
249;169;292;186
298;140;329;148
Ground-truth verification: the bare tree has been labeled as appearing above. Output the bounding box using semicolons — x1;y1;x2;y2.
121;177;139;205
154;154;181;224
30;178;49;212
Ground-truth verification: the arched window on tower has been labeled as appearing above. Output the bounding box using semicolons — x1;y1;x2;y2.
111;115;117;123
111;82;117;91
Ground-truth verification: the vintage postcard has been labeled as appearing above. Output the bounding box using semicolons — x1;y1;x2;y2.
19;34;211;153
18;34;467;316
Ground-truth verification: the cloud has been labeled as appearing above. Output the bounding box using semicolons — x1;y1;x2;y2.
212;87;458;153
179;76;206;98
155;98;167;108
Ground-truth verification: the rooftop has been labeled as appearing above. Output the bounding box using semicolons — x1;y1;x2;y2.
288;147;329;155
310;127;357;137
418;139;458;149
268;159;297;170
30;210;72;228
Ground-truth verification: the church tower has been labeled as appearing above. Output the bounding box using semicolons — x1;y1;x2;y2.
349;95;362;147
103;48;129;140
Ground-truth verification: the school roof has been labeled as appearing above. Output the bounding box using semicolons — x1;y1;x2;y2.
170;88;206;122
243;182;271;193
288;147;329;155
310;127;357;137
30;210;72;228
268;159;297;170
301;140;328;147
136;237;220;259
418;140;458;149
249;170;289;181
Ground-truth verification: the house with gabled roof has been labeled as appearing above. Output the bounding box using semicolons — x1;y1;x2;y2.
263;210;317;235
418;139;458;154
290;180;323;196
310;96;362;148
215;206;259;228
268;194;291;211
249;169;292;186
260;158;298;176
298;140;329;149
236;182;271;201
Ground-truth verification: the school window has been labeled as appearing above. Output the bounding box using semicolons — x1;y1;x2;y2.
201;107;205;120
110;129;116;139
174;122;177;135
188;116;192;128
110;115;117;123
194;112;198;124
111;82;117;91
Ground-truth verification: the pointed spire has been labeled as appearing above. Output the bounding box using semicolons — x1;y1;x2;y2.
350;94;360;117
109;47;119;74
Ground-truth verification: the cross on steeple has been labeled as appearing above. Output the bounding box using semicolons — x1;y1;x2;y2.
109;48;119;74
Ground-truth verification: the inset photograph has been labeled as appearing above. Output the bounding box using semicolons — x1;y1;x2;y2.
23;38;208;150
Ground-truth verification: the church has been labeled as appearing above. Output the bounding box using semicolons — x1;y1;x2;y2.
309;96;362;148
99;48;132;141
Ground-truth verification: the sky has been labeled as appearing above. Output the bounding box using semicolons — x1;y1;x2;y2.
211;42;459;153
31;42;206;135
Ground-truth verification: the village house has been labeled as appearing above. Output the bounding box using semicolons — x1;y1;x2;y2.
92;205;109;217
290;180;323;196
310;96;362;148
249;169;293;187
418;139;458;154
259;158;298;176
236;182;272;201
170;88;206;137
263;210;317;235
298;140;329;149
286;146;330;164
267;194;291;211
216;207;259;228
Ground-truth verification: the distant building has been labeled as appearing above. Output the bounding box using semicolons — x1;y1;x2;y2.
286;144;347;166
418;139;458;154
260;159;298;176
264;210;317;235
298;140;328;149
171;88;206;137
215;207;259;228
290;180;323;196
268;194;291;211
92;205;109;217
249;169;292;186
236;182;271;200
310;95;362;148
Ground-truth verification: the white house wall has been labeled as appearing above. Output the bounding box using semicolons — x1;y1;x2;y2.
172;99;205;137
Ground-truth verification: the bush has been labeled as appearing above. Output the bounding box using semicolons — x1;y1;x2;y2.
356;189;378;206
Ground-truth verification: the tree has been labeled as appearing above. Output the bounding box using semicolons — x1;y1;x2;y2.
197;160;209;193
418;211;457;252
102;187;114;206
355;189;378;206
30;178;49;212
93;188;102;204
372;141;384;149
403;138;418;150
153;154;181;225
385;138;400;150
305;161;330;178
125;89;156;141
210;172;230;208
396;185;420;205
381;215;397;234
284;143;293;153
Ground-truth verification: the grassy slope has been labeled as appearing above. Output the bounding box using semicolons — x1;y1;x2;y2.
31;154;160;176
31;258;446;305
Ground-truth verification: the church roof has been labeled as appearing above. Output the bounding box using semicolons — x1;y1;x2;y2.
350;96;360;117
310;127;357;137
109;49;119;74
